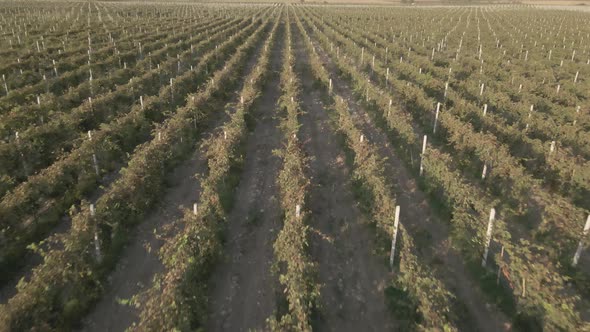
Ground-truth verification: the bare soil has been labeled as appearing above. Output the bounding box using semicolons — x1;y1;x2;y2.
79;25;272;332
80;152;205;332
205;23;285;332
308;24;511;331
292;21;396;332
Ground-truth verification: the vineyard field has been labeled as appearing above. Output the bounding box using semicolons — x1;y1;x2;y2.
0;1;589;331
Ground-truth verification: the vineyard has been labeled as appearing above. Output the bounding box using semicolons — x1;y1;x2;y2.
0;1;588;331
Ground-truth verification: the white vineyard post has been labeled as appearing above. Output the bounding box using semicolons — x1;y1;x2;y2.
526;104;533;130
359;134;364;143
574;71;579;84
556;84;560;94
482;164;487;180
15;131;28;176
193;203;198;216
573;106;580;125
329;78;332;94
572;214;590;267
296;204;301;219
496;246;505;285
2;74;8;95
433;102;440;133
140;96;144;109
92;153;99;176
549;140;556;154
481;207;496;267
419;135;427;176
90;204;102;263
387;99;392;118
483;103;488;117
360;47;364;65
522;277;526;297
390;205;401;269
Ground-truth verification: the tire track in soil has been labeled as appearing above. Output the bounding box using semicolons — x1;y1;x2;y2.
80;24;273;332
292;21;396;332
205;22;285;332
309;29;511;332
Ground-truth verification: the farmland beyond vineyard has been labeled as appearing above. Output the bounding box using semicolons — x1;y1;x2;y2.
0;2;589;331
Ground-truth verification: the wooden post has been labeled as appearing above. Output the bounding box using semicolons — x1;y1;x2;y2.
390;205;401;269
433;102;440;133
572;214;590;266
481;208;496;267
419;135;427;176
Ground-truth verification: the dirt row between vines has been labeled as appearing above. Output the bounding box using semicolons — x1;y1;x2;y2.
205;22;285;332
80;23;274;332
292;20;396;332
303;15;511;332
